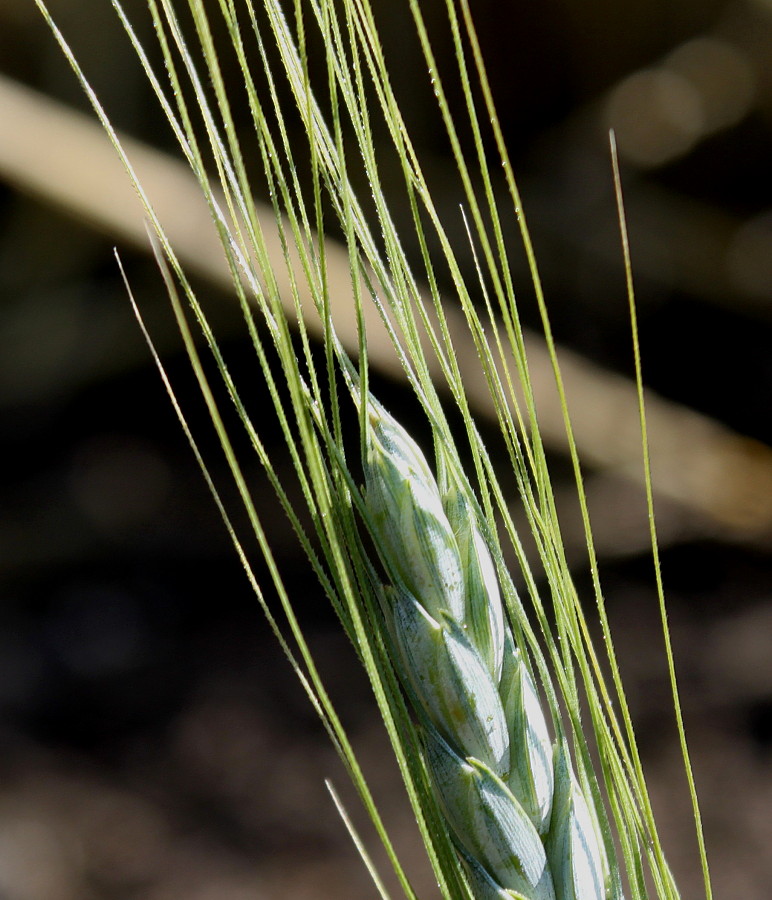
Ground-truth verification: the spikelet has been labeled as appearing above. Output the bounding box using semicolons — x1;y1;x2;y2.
388;586;510;775
426;732;556;900
441;478;506;682
500;635;554;835
365;403;464;622
546;744;608;900
362;397;610;900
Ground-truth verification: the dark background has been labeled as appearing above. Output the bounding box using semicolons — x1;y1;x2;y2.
1;0;771;897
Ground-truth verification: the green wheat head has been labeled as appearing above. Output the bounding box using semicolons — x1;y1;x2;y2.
363;394;606;898
35;0;712;897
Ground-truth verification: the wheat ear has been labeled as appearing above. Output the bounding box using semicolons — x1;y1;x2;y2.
363;396;610;900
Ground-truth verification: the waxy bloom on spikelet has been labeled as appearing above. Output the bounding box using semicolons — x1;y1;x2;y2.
442;480;506;682
500;636;554;835
546;743;608;900
364;404;464;622
388;584;510;775
426;732;557;900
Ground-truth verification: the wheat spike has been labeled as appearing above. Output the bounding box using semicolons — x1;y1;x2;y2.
363;397;609;900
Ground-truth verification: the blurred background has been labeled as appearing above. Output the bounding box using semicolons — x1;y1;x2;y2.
1;0;772;897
